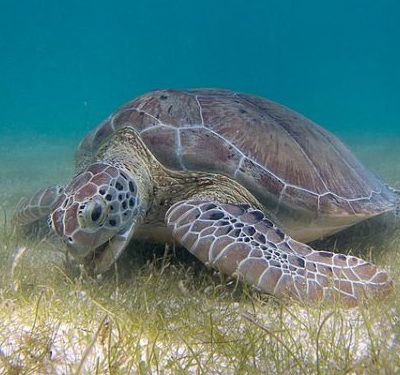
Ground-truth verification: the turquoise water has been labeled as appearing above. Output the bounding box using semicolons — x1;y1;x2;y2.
0;0;399;209
1;0;399;137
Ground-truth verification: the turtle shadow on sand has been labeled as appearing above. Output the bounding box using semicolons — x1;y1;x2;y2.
311;212;399;259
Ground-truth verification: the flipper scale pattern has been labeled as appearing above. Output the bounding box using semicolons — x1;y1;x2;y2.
166;200;393;306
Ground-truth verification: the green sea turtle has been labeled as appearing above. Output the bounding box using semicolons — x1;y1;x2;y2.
15;89;397;306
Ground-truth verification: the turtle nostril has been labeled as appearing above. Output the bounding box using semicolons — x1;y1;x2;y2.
65;236;73;244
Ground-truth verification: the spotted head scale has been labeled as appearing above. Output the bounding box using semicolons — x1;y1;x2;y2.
50;162;140;263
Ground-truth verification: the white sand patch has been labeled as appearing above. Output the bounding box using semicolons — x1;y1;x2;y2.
0;299;398;374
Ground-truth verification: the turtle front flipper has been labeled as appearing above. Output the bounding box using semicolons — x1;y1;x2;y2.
166;200;392;307
14;186;64;235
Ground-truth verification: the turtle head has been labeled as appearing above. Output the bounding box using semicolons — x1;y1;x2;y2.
50;162;142;266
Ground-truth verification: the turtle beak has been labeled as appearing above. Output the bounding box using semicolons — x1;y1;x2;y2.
80;245;121;275
88;221;137;274
92;243;125;274
65;238;97;258
81;242;112;274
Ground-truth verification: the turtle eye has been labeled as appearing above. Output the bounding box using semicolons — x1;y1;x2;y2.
78;199;108;228
88;201;108;226
91;202;103;222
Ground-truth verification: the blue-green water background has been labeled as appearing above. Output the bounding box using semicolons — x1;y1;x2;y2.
0;1;399;155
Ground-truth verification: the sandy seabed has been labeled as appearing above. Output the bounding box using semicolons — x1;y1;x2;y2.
0;132;399;373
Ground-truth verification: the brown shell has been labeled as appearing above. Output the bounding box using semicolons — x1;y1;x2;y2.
78;89;395;220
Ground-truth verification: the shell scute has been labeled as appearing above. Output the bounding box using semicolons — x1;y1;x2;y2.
280;186;319;213
235;157;284;211
112;108;159;133
180;128;242;174
134;89;202;126
141;127;181;170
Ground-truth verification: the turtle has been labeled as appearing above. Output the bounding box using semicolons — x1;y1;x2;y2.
14;89;398;306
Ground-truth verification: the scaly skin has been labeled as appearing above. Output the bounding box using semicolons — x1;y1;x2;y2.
166;200;392;307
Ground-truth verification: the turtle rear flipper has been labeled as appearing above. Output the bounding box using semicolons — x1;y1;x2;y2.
385;184;400;218
392;188;400;218
166;199;392;307
14;186;64;237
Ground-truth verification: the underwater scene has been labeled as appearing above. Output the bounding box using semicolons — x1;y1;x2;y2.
0;0;399;373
